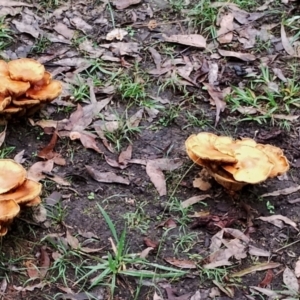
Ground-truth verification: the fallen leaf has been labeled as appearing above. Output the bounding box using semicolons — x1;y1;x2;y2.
148;47;161;70
118;144;132;166
112;0;141;9
218;49;256;61
258;215;299;231
0;0;33;6
212;280;234;298
139;247;154;259
144;237;159;249
162;34;206;48
260;185;300;197
181;195;211;209
281;24;297;56
66;230;80;249
157;218;177;229
146;158;182;196
273;68;287;82
231;262;281;277
249;286;279;298
217;13;234;44
32;205;47;223
86;165;130;185
248;245;270;257
70;16;92;33
14;150;25;164
193;169;212;191
54;22;74;40
203;83;228;126
153;292;164;300
283;267;299;294
27;160;54;182
13;282;46;292
164;258;197;269
70;131;103;154
259;269;274;288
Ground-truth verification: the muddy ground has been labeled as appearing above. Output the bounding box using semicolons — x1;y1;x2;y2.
1;0;300;299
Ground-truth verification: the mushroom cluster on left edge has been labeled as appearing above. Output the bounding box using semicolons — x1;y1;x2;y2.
0;159;42;236
0;58;62;120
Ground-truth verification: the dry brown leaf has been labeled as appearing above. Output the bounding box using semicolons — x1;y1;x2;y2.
146;158;182;196
260;185;300;197
212;280;234;298
25;247;50;280
181;195;211;209
162;34;206;48
281;24;297;56
248;245;270;257
157;218;177;229
127;109;144;127
139;247;154;259
148;47;161;70
164;258;197;269
112;0;141;9
86;165;130;185
218;49;256;61
193;168;212;191
13;282;46;292
27;160;54;182
14;149;25;164
0;0;33;6
70;131;103;154
54;22;74;40
66;230;80;249
232;262;281;277
217;13;234;44
283;267;299;294
118;144;132;166
258;215;299;231
259;269;274;288
203;83;228;126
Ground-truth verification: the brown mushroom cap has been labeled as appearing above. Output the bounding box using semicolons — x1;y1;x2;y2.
8;58;45;83
186;133;237;164
33;71;52;89
206;165;247;191
26;80;62;102
25;196;41;207
0;226;8;236
223;145;273;183
0;106;23;114
0;96;11;111
12;98;40;107
256;144;290;177
0;199;20;223
0;60;8;76
0;159;26;194
0;75;30;97
0;179;42;205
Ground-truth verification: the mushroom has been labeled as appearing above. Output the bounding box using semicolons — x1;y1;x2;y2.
0;159;26;194
8;58;45;83
0;179;42;206
185;132;290;191
26;80;62;102
0;199;20;236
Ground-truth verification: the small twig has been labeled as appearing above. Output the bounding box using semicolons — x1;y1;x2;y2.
274;239;300;253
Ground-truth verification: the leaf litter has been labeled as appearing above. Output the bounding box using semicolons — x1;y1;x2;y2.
1;0;300;298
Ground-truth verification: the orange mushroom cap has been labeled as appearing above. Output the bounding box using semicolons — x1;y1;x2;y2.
12;98;40;107
0;75;30;97
256;144;290;177
33;71;52;89
26;80;62;102
0;159;27;194
186;133;237;164
0;60;8;76
8;58;45;83
0;179;42;205
0;95;11;111
0;106;24;114
0;199;20;223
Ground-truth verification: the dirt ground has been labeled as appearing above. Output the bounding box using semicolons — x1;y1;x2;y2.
1;0;300;299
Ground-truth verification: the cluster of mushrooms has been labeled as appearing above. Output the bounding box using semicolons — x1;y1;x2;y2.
0;159;42;236
186;132;289;191
0;58;62;119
